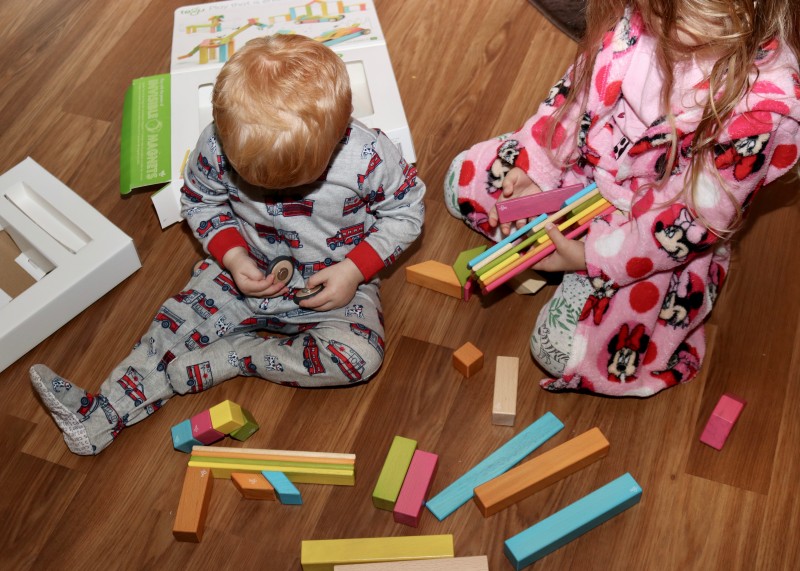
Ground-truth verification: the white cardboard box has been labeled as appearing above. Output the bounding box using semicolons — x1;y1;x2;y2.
0;158;141;372
125;0;416;228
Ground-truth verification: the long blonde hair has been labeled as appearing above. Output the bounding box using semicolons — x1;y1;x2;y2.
553;0;800;234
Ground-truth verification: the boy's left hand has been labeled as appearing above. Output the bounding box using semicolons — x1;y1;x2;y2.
299;258;363;311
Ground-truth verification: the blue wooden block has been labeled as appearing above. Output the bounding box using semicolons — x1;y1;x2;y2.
504;472;642;569
425;412;563;521
262;470;302;505
171;419;203;453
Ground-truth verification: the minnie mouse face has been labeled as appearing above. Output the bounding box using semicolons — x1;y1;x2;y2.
653;206;710;262
487;139;521;191
658;272;705;328
606;323;649;383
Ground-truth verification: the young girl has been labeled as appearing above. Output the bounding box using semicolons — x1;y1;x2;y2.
445;0;800;397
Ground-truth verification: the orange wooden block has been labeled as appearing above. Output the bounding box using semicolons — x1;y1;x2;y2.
231;472;277;501
473;427;610;517
173;465;214;542
453;342;484;378
405;260;462;298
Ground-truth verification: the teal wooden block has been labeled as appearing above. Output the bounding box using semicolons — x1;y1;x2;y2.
171;418;202;453
425;412;563;520
262;470;302;505
372;435;418;510
504;472;642;569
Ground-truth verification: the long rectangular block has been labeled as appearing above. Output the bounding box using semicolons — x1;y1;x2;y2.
301;535;454;571
425;412;564;521
334;555;489;570
172;466;214;542
700;393;746;450
191;446;356;465
504;473;642;569
372;436;418;510
474;427;610;516
492;356;519;426
262;470;302;505
231;472;276;501
187;458;355;485
393;450;439;527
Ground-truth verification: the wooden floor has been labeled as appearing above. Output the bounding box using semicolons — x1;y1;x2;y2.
2;1;799;569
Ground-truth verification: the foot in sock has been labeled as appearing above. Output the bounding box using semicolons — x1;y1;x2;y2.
29;365;120;455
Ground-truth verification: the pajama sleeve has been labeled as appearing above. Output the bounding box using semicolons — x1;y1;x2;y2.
180;126;248;264
345;132;426;281
584;108;800;287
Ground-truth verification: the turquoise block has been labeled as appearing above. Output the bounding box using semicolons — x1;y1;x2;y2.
171;419;202;453
262;470;302;505
504;472;642;569
425;412;563;520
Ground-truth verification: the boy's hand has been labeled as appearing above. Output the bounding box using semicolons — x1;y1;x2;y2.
299;258;363;311
532;223;587;272
222;247;289;298
488;167;543;236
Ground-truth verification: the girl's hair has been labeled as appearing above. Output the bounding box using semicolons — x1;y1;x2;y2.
212;34;352;189
553;0;800;234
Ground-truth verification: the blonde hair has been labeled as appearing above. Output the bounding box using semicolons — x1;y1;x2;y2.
552;0;800;235
212;34;352;189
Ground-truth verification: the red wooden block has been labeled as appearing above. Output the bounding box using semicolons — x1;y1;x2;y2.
191;409;225;445
393;450;439;527
700;393;746;450
495;184;583;223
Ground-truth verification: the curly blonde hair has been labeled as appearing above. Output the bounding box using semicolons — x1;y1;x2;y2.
212;34;352;189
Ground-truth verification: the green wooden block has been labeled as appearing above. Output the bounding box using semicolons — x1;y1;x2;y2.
372;435;418;510
229;407;259;441
453;245;488;286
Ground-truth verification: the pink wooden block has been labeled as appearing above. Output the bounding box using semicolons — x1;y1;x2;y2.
190;409;225;445
496;184;583;223
463;278;473;301
393;450;439;527
700;393;746;450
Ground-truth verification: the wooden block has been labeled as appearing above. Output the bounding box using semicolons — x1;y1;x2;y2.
208;400;247;434
495;184;583;223
507;269;547;295
190;409;225;445
426;412;563;521
452;342;483;378
393;450;439;527
474;427;610;516
190;446;355;466
172;465;214;542
229;406;259;441
231;471;277;501
334;555;489;570
187;458;355;485
492;356;518;426
372;435;418;510
301;535;454;571
504;473;642;569
262;470;302;505
700;393;747;450
171;418;203;453
405;260;462;298
452;245;487;286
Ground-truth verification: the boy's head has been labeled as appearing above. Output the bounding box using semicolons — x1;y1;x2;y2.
212;34;352;189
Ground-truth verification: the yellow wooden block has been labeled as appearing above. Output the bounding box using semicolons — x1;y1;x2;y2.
191;445;355;466
301;535;454;571
405;260;462;298
231;472;277;501
452;342;484;378
188;459;355;485
334;555;489;570
208;400;247;434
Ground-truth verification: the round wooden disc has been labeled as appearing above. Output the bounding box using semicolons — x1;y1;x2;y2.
294;284;324;304
268;257;294;286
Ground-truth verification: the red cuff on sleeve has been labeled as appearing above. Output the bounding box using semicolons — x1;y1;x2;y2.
346;242;386;281
208;228;248;265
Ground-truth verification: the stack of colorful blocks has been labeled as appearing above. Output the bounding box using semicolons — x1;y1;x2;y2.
170;399;259;452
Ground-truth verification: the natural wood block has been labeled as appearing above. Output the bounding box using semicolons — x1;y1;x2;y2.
492;356;519;426
372;435;418;510
405;260;462;298
231;471;276;501
474;427;610;517
208;400;247;434
301;535;455;571
334;555;489;570
187;458;355;485
173;465;214;542
393;449;439;527
508;269;547;295
452;342;484;378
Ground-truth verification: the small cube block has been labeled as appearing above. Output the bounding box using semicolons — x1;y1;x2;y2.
171;418;203;453
231;472;277;501
453;342;484;378
190;409;225;445
229;406;259;441
208;400;247;434
700;393;747;450
262;470;302;505
173;466;214;542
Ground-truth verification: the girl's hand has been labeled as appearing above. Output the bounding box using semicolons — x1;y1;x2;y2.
532;223;587;272
488;167;543;236
222;247;289;298
299;258;363;311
